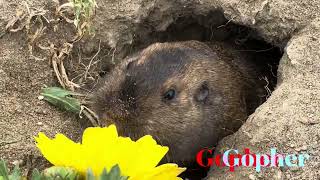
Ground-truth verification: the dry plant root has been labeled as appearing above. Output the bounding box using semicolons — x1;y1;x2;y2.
5;1;99;126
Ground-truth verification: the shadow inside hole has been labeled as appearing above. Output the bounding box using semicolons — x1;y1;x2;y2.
125;10;283;180
96;10;283;180
130;10;282;92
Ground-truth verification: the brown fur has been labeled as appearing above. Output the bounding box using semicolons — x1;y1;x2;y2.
92;40;265;165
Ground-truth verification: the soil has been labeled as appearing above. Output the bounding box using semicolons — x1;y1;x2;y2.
0;0;87;173
0;0;319;179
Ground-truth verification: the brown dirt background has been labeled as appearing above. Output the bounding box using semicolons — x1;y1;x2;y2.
0;0;320;179
0;0;86;172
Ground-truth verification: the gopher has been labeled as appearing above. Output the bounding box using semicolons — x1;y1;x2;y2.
92;40;266;166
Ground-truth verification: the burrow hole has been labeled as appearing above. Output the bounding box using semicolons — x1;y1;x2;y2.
68;10;284;180
129;10;283;179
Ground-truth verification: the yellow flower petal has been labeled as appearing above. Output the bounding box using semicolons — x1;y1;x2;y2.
35;133;82;168
117;135;169;177
35;124;186;179
130;164;186;180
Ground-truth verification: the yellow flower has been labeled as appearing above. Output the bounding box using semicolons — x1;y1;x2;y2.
35;125;186;179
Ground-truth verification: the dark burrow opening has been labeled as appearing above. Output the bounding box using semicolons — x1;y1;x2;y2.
128;10;283;179
123;10;283;94
69;10;283;180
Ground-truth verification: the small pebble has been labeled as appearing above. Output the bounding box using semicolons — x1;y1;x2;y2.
290;144;295;148
295;145;307;152
286;174;291;178
249;174;256;180
11;160;23;166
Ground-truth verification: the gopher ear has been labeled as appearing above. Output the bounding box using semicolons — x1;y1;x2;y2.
195;82;209;102
122;52;140;70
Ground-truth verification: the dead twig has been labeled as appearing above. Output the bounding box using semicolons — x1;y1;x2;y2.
217;17;235;29
0;32;6;38
51;42;80;91
268;64;277;77
84;40;101;80
80;105;99;127
235;47;275;53
0;140;19;147
259;76;272;100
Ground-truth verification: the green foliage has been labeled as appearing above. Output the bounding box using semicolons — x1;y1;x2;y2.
31;169;42;180
0;159;10;180
99;165;128;180
0;159;21;180
40;87;82;114
87;165;128;180
10;166;21;180
70;0;97;35
43;167;80;180
0;160;128;180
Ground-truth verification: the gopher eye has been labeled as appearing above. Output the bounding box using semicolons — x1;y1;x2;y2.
163;89;176;100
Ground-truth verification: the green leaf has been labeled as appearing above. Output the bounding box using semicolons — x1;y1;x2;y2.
9;165;21;180
86;169;95;180
31;169;43;180
44;166;80;180
99;169;108;179
120;177;128;180
98;165;128;180
0;160;9;180
0;160;25;180
40;87;82;113
107;165;121;180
